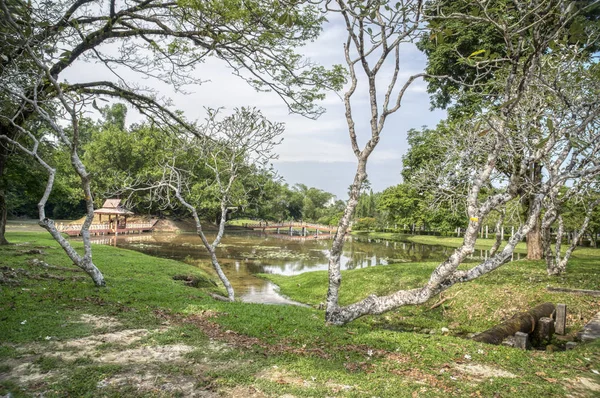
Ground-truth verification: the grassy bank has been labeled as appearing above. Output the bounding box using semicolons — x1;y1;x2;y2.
353;231;600;258
1;232;599;397
352;230;529;252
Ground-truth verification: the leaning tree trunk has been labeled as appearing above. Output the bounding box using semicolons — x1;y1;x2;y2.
489;210;505;256
36;152;106;286
174;190;235;302
472;302;555;345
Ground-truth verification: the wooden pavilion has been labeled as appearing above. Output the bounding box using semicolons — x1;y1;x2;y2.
94;199;134;232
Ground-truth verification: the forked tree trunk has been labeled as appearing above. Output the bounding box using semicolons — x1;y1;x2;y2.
175;191;235;301
36;154;106;287
489;211;505;256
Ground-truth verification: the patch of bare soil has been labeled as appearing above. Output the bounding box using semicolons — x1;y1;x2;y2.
257;366;354;394
97;365;218;397
225;385;269;398
1;313;215;396
0;362;60;385
78;313;123;330
454;363;517;380
566;376;600;398
97;344;194;364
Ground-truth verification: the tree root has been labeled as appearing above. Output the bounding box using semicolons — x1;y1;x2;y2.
29;258;84;272
207;292;233;302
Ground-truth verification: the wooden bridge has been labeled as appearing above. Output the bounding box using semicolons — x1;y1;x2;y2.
57;220;158;237
243;221;347;238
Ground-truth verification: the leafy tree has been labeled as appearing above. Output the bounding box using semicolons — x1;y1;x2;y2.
324;0;600;325
0;0;345;244
144;107;284;301
419;0;600;260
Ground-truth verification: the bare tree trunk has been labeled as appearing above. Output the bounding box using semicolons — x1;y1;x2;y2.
527;164;543;260
174;189;235;301
326;158;367;320
527;218;543;260
489;210;505;256
552;200;600;275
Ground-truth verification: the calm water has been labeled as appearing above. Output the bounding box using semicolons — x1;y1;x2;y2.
89;231;510;304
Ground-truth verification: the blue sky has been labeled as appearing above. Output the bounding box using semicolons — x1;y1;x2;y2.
64;18;447;199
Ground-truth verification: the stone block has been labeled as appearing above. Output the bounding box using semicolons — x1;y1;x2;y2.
555;304;567;335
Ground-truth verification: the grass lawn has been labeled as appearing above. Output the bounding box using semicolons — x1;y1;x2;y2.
1;232;599;397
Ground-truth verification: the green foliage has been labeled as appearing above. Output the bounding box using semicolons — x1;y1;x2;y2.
420;0;600;116
353;217;377;231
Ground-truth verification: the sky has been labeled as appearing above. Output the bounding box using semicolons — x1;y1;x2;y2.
63;13;447;200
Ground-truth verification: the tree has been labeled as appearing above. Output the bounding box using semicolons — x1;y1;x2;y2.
418;0;600;260
324;0;600;324
0;38;106;285
323;0;434;324
0;0;345;244
144;108;284;301
542;192;600;275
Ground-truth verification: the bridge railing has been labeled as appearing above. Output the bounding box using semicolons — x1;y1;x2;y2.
245;221;335;229
58;222;155;232
57;223;111;232
123;222;154;229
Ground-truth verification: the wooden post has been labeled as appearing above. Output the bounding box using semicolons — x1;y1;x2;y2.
501;226;504;241
485;225;488;238
514;332;530;350
555;304;567;335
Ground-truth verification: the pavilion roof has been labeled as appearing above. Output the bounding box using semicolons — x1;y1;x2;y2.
94;199;134;216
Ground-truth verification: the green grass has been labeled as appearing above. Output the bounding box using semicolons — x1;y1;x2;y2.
1;231;599;397
262;258;600;333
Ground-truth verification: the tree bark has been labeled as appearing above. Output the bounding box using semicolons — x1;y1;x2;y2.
526;163;543;260
472;302;555;345
527;217;543;260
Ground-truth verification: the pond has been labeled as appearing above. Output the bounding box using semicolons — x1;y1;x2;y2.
89;231;516;304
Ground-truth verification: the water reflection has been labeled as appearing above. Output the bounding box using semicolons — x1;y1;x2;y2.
88;231;506;303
